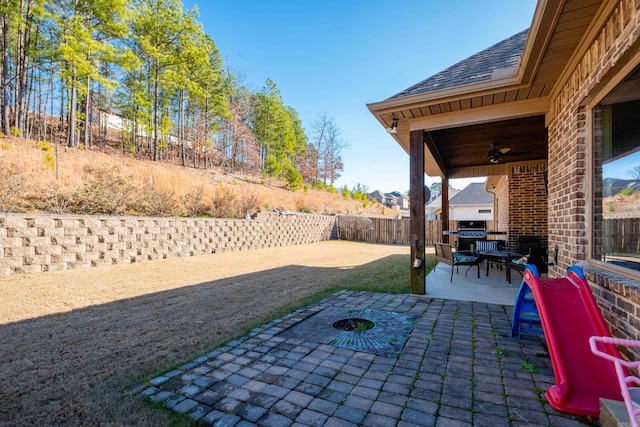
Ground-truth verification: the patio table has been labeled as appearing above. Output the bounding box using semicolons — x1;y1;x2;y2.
478;250;523;282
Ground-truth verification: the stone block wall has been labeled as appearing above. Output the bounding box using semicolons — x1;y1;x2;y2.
546;0;640;352
0;212;337;276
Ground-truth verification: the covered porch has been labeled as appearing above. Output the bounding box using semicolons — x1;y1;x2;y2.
364;0;640;423
367;3;575;294
425;252;523;306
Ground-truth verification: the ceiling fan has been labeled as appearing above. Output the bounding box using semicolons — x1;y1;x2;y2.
486;143;511;164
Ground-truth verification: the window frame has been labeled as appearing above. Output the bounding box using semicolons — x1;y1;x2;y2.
585;54;640;281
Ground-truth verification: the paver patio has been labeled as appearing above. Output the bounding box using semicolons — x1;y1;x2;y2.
141;289;593;426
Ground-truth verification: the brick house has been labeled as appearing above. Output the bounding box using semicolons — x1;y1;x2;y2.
368;0;640;350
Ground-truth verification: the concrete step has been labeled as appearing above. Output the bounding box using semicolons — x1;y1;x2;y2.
600;398;632;427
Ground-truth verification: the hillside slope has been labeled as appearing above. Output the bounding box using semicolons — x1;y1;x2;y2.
0;137;397;218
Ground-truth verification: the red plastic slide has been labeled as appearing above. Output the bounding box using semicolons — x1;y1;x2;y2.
522;265;623;418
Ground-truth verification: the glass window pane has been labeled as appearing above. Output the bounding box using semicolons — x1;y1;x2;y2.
593;70;640;273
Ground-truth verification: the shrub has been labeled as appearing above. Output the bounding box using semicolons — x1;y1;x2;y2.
605;201;615;213
43;184;71;213
350;184;367;202
284;165;302;191
39;141;55;170
0;162;24;211
239;191;263;217
264;154;282;183
72;165;135;214
138;185;179;217
181;187;210;217
619;187;634;197
211;185;239;218
312;181;325;191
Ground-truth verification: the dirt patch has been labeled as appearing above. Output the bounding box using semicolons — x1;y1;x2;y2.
0;241;408;426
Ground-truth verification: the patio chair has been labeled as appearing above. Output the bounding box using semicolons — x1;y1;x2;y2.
474;240;499;252
516;235;541;256
434;242;481;282
507;246;558;283
475;240;502;271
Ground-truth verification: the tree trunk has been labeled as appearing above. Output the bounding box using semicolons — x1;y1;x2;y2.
84;76;90;149
1;8;11;136
16;0;31;137
101;109;107;149
152;65;159;161
68;76;77;147
180;90;186;166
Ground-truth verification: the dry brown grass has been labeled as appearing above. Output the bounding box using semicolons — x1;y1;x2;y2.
0;241;409;426
0;136;397;218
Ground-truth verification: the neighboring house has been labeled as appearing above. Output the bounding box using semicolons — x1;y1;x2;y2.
368;190;388;206
368;0;640;359
95;109;181;146
368;190;408;210
446;183;493;221
425;188;460;220
388;191;409;210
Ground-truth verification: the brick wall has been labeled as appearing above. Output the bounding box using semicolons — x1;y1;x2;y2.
0;212;337;276
507;163;548;250
495;179;509;234
547;0;640;349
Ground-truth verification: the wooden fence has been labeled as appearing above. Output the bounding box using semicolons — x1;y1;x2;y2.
337;216;639;265
604;217;640;254
336;216;411;244
335;216;494;245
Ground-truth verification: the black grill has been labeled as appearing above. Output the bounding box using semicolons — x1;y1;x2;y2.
457;221;487;251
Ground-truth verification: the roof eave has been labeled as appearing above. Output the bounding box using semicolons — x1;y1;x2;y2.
367;0;565;120
516;0;561;83
367;75;521;115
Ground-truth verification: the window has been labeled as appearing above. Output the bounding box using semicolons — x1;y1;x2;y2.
592;65;640;274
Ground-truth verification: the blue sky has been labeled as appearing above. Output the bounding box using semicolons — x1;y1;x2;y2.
182;0;538;193
604;151;640;180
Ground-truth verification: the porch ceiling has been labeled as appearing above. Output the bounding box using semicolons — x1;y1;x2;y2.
427;115;548;177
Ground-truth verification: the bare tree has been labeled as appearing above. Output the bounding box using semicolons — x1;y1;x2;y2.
310;111;348;186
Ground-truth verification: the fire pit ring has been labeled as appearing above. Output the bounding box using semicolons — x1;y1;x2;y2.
332;318;375;332
278;307;417;357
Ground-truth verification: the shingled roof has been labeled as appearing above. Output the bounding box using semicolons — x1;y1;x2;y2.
449;183;492;205
387;29;529;100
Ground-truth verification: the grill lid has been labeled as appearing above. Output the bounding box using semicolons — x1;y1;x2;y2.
457;220;487;231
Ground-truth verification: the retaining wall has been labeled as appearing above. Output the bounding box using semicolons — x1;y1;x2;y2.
0;212;337;275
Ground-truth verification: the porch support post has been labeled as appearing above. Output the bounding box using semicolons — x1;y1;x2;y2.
409;130;426;295
441;177;449;244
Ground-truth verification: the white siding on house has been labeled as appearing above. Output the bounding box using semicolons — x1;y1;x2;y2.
450;205;493;221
